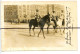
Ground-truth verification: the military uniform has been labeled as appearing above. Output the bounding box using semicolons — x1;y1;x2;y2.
51;11;57;29
35;14;41;22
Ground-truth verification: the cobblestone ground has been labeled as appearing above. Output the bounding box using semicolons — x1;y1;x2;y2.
2;22;66;50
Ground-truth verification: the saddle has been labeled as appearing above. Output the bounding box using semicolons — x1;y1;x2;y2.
34;18;39;27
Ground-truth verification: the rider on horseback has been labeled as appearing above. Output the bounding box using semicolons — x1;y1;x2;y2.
35;9;41;27
51;11;57;29
51;11;56;21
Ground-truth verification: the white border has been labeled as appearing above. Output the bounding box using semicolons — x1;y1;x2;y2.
0;0;1;54
1;0;77;1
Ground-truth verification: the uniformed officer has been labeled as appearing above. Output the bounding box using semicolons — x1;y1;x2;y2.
35;9;41;23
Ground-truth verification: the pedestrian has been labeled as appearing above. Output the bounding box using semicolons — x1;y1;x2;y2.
60;10;65;34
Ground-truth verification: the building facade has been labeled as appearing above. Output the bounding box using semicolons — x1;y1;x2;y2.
4;4;65;22
4;5;18;22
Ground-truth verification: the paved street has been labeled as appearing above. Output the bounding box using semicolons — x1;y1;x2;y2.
2;22;65;50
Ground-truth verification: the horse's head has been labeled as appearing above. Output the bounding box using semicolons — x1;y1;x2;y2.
40;13;50;23
46;13;50;22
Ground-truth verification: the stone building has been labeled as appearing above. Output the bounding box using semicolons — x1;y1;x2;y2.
4;5;18;22
4;4;65;22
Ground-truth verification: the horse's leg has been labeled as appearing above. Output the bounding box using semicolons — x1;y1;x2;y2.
57;26;60;33
33;26;35;36
55;26;57;33
29;27;31;36
38;29;41;37
61;26;63;34
59;26;62;35
29;24;32;36
53;26;55;33
63;27;65;33
41;28;45;39
60;28;62;35
47;25;49;34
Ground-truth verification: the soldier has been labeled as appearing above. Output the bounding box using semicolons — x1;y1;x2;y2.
35;9;41;22
35;9;41;27
51;11;57;29
60;10;65;34
51;11;57;21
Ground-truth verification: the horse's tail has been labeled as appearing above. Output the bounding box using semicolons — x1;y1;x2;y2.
29;20;32;36
29;20;31;28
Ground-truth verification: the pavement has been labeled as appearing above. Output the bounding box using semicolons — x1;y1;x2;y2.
2;22;66;50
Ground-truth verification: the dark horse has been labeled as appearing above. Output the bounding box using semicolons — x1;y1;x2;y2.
47;16;58;33
29;13;50;39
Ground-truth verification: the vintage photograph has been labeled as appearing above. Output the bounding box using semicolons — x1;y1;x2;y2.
1;1;77;51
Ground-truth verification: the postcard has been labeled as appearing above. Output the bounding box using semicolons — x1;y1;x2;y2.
1;1;77;51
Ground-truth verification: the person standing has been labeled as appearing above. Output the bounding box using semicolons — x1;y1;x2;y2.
60;10;65;34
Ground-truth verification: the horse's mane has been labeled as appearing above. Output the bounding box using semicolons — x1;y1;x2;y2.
42;14;49;20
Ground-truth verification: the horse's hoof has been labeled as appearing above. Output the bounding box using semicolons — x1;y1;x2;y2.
47;32;49;34
47;33;49;34
44;37;45;39
37;36;39;37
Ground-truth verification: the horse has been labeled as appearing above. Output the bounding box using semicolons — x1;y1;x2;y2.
47;16;58;34
57;18;65;35
47;14;65;35
29;13;50;39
